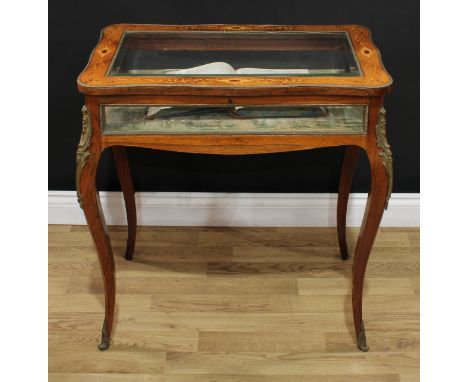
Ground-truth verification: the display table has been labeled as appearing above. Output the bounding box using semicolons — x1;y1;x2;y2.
76;24;393;351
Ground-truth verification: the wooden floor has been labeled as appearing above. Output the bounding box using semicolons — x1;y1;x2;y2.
49;225;419;382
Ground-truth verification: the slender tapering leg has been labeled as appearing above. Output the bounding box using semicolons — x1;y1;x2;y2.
76;105;115;351
352;107;393;352
337;146;359;260
112;146;137;261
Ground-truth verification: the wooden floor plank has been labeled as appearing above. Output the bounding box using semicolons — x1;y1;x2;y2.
198;330;326;352
164;351;419;375
298;277;416;296
149;294;419;314
233;246;419;263
49;329;198;352
48;348;166;374
49;294;153;313
67;276;298;295
49;374;164;382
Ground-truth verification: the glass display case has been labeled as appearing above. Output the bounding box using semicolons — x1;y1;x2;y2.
77;24;393;353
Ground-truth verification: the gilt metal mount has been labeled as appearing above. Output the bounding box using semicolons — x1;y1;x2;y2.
76;105;92;209
357;320;369;352
376;107;393;209
98;319;110;351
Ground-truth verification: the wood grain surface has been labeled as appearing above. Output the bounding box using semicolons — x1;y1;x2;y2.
49;225;419;382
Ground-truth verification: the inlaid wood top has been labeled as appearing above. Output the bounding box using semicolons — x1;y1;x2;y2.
77;24;392;97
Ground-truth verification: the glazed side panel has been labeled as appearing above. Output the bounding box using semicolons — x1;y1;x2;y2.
85;94;381;155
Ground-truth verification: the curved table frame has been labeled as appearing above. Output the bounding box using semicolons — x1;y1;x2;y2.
76;94;392;352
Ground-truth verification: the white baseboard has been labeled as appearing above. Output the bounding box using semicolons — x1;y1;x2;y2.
48;191;419;227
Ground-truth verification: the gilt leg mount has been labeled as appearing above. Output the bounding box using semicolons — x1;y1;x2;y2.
357;320;369;352
376;107;393;210
98;320;110;351
76;105;92;209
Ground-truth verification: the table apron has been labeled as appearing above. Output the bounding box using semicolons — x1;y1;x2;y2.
100;134;367;155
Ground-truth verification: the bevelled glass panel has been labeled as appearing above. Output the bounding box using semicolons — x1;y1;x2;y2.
108;31;360;77
101;105;367;135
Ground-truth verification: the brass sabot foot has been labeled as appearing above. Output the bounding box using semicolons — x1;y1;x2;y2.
98;320;110;351
357;320;369;352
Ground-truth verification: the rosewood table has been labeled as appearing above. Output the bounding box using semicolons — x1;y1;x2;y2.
76;24;393;352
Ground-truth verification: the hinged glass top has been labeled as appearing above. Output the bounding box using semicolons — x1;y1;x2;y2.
109;31;360;77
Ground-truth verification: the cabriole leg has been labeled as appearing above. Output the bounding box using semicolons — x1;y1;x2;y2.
352;107;393;352
112;146;137;261
337;145;359;260
76;105;115;351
